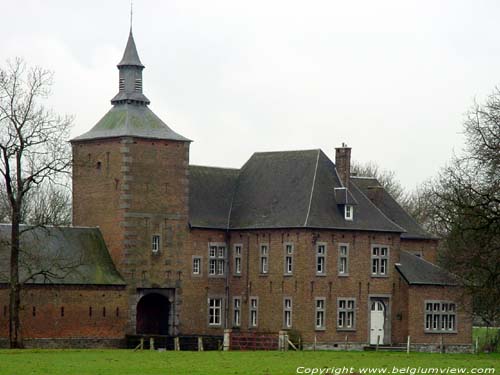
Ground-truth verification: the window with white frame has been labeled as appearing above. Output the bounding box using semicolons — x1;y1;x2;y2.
249;297;258;327
344;205;353;220
192;257;201;275
208;243;226;276
208;298;222;326
233;244;242;275
283;297;292;328
371;245;389;276
425;301;457;333
316;243;326;275
338;244;349;275
315;298;326;330
151;235;160;253
233;297;241;327
260;245;269;274
284;243;293;275
337;298;356;330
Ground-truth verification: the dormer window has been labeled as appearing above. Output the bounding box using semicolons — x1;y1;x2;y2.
345;205;353;221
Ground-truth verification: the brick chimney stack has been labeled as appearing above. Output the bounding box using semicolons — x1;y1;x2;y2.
335;143;352;189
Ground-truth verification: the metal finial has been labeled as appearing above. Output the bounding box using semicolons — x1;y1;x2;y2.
130;0;133;32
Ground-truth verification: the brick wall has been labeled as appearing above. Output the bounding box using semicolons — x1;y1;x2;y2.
0;285;127;340
185;228;402;345
73;137;190;334
407;285;472;345
400;238;438;264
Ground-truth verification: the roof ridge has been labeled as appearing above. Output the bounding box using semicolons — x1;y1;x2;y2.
350;180;406;233
303;149;321;226
401;250;442;269
226;168;242;230
189;164;240;171
253;148;321;155
351;175;378;180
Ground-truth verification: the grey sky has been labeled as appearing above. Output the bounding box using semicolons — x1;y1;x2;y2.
1;0;499;190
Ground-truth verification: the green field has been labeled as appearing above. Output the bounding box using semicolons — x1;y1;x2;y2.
0;350;498;375
473;327;500;353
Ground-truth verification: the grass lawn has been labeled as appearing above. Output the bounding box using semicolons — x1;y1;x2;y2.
0;350;498;375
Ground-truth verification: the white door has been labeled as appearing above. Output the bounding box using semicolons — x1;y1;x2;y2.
370;301;385;345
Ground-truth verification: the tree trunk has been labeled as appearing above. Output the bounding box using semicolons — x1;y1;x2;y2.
9;210;22;348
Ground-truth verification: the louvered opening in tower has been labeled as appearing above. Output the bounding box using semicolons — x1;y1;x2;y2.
119;78;125;91
135;78;142;92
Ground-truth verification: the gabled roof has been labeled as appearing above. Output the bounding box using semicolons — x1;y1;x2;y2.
396;251;458;286
352;176;436;240
0;225;125;286
71;104;191;142
189;149;405;232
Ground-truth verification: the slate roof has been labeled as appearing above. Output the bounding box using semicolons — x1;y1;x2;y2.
118;30;144;68
396;251;458;286
189;149;405;233
0;225;125;286
71;104;191;142
189;166;239;229
352;176;435;239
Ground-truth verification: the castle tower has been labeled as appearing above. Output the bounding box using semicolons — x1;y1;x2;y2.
71;29;191;335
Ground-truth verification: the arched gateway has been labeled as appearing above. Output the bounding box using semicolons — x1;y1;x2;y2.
136;293;170;335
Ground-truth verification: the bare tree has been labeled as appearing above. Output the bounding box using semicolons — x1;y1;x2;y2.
429;89;500;327
0;181;71;226
22;183;71;226
0;58;72;348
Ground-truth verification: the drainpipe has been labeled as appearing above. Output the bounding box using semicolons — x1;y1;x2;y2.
224;230;230;330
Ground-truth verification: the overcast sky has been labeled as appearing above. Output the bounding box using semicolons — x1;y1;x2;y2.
1;0;499;190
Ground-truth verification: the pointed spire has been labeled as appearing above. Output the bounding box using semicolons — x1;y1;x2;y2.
117;30;144;68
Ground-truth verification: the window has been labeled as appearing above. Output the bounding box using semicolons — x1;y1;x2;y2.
371;246;389;276
32;306;36;317
60;306;65;317
233;245;242;275
315;298;326;330
208;243;226;276
192;257;202;275
152;235;161;253
116;307;120;317
316;243;326;275
283;297;292;328
260;244;269;274
344;205;353;220
89;306;92;317
103;307;106;317
284;243;293;275
337;298;356;330
233;297;241;327
425;301;457;333
119;77;125;91
249;297;258;327
338;244;349;276
208;298;222;326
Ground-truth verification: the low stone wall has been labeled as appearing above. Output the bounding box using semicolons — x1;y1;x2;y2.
0;337;125;349
302;342;365;351
409;343;473;354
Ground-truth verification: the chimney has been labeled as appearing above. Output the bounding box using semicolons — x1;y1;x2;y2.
335;143;352;189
